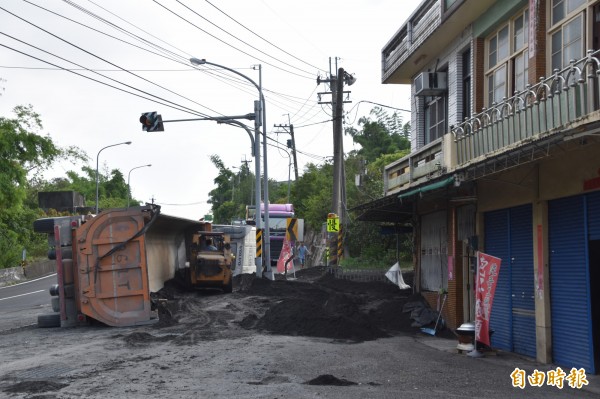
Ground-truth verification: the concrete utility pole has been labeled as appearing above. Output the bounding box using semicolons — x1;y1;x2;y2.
332;68;345;221
273;123;299;180
317;60;355;265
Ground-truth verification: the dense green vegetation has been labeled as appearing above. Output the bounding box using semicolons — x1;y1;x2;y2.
0;105;141;268
1;103;411;269
208;107;413;268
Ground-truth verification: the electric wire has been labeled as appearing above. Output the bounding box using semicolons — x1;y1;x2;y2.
26;0;189;68
23;0;328;127
153;0;314;80
61;0;190;64
174;0;316;78
6;2;330;132
203;0;323;73
0;42;206;117
0;6;220;117
81;0;194;60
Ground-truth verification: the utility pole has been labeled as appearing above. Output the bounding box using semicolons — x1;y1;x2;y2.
273;123;299;180
317;59;355;265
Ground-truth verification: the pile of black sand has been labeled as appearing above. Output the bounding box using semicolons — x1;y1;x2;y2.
236;267;417;342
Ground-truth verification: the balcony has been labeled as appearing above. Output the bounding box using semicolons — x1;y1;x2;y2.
382;0;495;84
385;50;600;196
385;139;446;195
452;50;600;177
382;1;441;84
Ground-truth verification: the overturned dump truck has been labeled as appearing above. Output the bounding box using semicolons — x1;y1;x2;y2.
33;205;233;328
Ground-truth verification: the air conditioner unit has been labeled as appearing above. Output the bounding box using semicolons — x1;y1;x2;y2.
414;72;447;96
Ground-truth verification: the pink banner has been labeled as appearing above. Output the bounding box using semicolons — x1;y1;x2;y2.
475;251;502;347
276;237;293;273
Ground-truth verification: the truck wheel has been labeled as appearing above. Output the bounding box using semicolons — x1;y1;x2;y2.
51;296;60;312
223;278;233;294
37;313;61;328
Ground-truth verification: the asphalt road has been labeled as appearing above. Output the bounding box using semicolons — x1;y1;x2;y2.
0;274;56;331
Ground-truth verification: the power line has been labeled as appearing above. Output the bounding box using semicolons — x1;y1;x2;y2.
0;42;206;117
152;0;314;80
0;6;220;117
203;0;323;73
174;0;316;77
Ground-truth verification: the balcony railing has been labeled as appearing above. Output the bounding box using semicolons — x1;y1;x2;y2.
385;140;444;194
382;1;440;79
452;50;600;166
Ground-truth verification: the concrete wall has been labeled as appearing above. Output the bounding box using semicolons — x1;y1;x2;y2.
0;260;55;287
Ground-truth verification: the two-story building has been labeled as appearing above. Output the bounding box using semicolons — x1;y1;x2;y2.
353;0;600;373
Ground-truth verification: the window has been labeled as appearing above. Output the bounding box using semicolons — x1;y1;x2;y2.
424;95;447;144
485;9;529;107
550;0;585;71
462;49;472;121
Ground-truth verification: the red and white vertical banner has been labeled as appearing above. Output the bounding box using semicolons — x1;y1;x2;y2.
475;251;502;347
276;237;293;273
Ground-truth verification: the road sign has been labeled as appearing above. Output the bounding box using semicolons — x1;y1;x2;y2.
286;218;298;241
327;216;339;232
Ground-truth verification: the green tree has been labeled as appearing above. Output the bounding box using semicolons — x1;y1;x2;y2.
345;106;410;162
0;105;85;267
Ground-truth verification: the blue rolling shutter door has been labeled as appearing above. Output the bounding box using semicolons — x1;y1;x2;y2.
485;209;511;351
485;205;535;357
509;205;536;358
588;191;600;240
549;195;594;373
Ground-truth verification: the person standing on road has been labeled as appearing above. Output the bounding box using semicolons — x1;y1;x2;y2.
297;242;309;268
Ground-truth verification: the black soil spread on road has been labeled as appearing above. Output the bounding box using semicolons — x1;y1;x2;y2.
153;266;421;343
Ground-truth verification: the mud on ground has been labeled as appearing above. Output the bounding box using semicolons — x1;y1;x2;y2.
152;266;418;344
1;267;431;399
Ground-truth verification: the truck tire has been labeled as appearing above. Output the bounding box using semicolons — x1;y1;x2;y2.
51;296;60;312
37;313;61;328
33;218;56;234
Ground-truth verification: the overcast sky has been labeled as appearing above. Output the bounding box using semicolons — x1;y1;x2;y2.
0;0;416;219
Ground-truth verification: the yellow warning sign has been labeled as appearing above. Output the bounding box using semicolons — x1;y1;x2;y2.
327;216;339;232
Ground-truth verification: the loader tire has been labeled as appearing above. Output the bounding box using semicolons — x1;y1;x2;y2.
37;313;60;328
223;277;233;294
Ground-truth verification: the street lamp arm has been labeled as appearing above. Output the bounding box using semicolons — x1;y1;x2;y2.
127;163;152;208
217;120;255;157
190;58;263;103
95;141;132;214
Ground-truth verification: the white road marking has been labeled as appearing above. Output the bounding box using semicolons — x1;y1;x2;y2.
0;290;45;301
0;274;56;290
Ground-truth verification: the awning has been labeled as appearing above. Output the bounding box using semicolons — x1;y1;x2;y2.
398;176;455;200
350;193;415;223
351;175;456;223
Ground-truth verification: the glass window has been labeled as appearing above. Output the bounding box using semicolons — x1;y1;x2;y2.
551;14;584;70
514;10;529;51
485;9;528;107
424;96;447;144
488;64;507;104
552;0;585;25
514;50;529;93
497;26;509;61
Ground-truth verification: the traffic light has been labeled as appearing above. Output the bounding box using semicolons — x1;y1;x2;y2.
139;112;164;132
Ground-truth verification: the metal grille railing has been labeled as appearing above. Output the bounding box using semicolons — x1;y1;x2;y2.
452;49;600;165
327;267;393;283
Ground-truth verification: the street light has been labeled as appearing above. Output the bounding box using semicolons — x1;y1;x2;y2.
127;164;152;208
190;57;272;278
95;141;132;214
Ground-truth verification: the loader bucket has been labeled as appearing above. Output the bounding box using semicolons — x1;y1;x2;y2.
75;205;206;327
